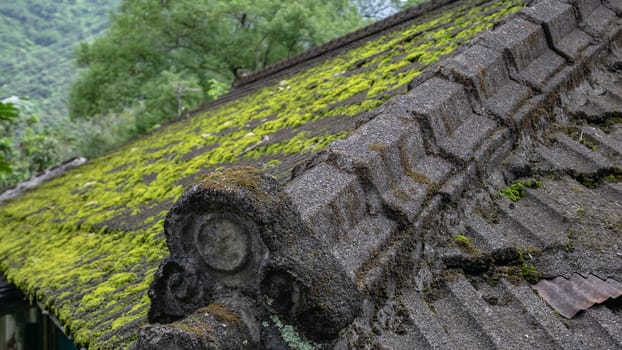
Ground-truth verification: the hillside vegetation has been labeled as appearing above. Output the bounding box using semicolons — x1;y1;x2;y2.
0;0;120;121
0;0;420;190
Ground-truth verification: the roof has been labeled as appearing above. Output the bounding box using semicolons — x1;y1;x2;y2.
1;0;621;348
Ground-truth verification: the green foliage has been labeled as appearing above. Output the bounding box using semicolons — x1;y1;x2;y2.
355;0;430;19
0;0;120;121
0;101;18;121
0;107;61;188
499;180;542;202
68;0;366;129
0;0;119;185
0;102;19;173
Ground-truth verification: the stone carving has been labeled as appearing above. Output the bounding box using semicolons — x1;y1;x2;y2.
139;167;361;349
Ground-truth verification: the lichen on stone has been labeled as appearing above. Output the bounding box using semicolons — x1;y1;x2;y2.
269;315;317;350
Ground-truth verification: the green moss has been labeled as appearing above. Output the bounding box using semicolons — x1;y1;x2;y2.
172;318;214;339
500;183;525;201
110;311;145;331
200;166;263;191
605;173;622;182
520;264;540;284
263;159;282;169
454;234;475;252
516;247;541;284
202;304;241;326
499;180;541;202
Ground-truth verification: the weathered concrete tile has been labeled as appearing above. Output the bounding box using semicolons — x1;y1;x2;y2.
522;0;577;43
604;0;622;15
512;94;547;125
406;78;472;135
556;31;592;59
407;78;498;161
569;0;602;21
331;216;397;279
438;172;470;202
442;45;510;101
327;113;425;194
522;0;592;59
381;175;428;224
285;163;367;243
484;81;532;123
582;6;617;37
442;115;498;162
519;50;567;90
543;64;582;96
473;128;513;170
411;156;453;185
478;18;549;72
478;17;568;92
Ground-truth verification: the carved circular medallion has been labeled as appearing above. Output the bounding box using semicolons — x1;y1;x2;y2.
195;213;251;272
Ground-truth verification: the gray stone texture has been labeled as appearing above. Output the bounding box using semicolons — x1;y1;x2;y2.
323;112;425;195
443;45;510;101
537;133;614;175
138;298;257;350
442;44;534;124
330;216;398;280
583;6;618;36
604;0;622;15
571;0;601;19
567;0;618;36
406;78;496;161
479;18;549;71
286;110;443;283
285;163;367;244
484;81;532;123
478;17;566;89
522;0;592;59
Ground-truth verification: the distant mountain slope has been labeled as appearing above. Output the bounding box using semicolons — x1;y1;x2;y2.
0;0;120;121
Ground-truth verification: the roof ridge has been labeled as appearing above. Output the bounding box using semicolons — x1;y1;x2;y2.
190;0;460;115
232;0;459;88
0;156;86;204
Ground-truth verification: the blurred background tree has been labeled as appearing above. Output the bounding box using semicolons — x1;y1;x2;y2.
0;0;426;189
68;0;367;131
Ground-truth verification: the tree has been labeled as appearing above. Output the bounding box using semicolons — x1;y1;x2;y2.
0;102;19;173
0;102;60;188
68;0;366;130
355;0;429;19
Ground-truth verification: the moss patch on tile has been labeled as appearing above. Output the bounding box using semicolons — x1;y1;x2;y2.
499;180;541;202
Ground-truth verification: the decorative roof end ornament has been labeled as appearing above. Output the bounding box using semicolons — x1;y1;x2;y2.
137;167;361;349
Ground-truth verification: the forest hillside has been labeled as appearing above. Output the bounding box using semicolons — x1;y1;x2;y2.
0;0;415;190
0;0;120;121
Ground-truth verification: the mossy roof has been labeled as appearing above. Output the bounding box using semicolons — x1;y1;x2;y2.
0;0;523;348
